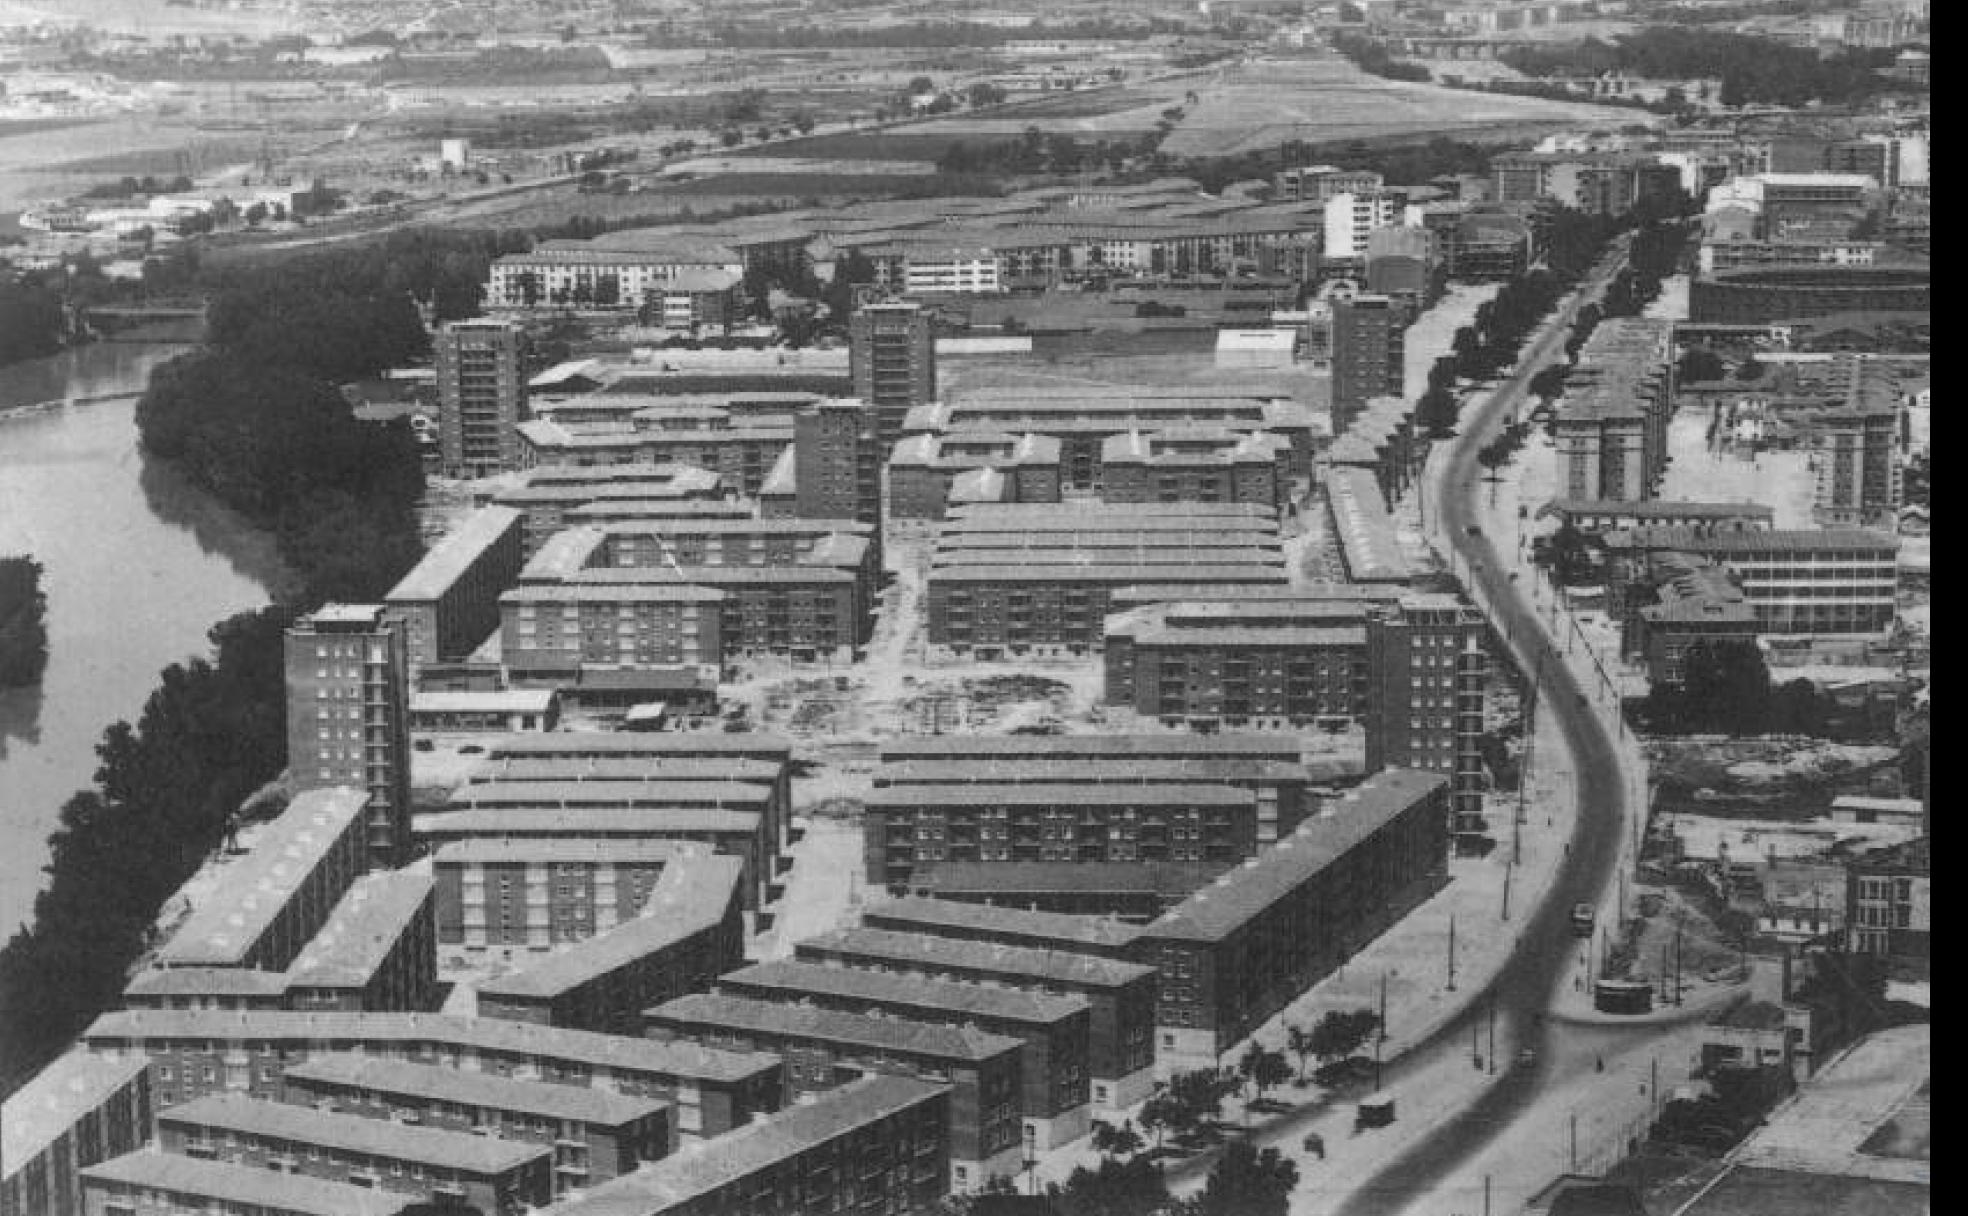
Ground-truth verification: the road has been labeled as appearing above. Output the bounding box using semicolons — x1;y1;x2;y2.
1322;238;1653;1215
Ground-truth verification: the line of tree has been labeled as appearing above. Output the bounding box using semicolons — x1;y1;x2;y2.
0;555;50;688
0;605;296;1095
1498;27;1897;107
694;16;1187;49
937;126;1170;177
1639;638;1837;735
1329;31;1433;82
0;278;66;367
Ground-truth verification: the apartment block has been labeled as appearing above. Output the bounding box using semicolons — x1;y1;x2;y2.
1323;190;1405;259
789;397;884;529
1600;527;1899;635
487;240;744;313
154;1093;554;1214
1364;595;1490;837
1845;838;1929;972
876;733;1316;846
2;1053;152;1216
1552;318;1675;504
284;606;413;868
864;784;1261;893
718;959;1093;1150
794;927;1159;1110
643;994;1024;1192
79;1152;415;1216
476;854;745;1037
435;318;529;478
860;896;1146;962
1132;769;1451;1066
488;463;738;556
152;788;368;973
281;1054;671;1189
281;869;437;1013
1330;295;1406;434
925;503;1289;658
1274;165;1384;204
906;860;1227;922
849;301;937;453
383;505;526;674
1537;499;1775;536
433;839;688;948
515;415;794;498
1098;428;1295;513
540;1076;951;1216
1104;598;1371;726
82;1010;785;1143
1323;466;1414;585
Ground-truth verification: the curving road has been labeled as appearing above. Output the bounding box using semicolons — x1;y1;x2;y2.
1324;242;1647;1215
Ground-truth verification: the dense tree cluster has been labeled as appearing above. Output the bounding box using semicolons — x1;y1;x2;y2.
0;278;65;366
1500;27;1895;107
0;606;295;1094
937;126;1169;177
0;555;49;688
696;16;1183;49
1638;638;1835;734
1330;32;1433;82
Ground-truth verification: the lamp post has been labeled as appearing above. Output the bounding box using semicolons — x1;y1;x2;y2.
1023;1124;1037;1196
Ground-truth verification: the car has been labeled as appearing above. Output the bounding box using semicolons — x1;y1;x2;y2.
1571;903;1597;935
1517;1048;1537;1068
1466;525;1482;537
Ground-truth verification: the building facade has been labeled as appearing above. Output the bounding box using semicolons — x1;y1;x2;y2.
1330;295;1407;434
284;606;413;868
2;1054;153;1216
435;318;529;478
850;301;937;453
383;505;526;674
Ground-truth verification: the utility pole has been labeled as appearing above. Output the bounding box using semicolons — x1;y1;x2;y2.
1379;972;1389;1044
1486;995;1496;1076
1570;1112;1579;1172
1447;915;1457;991
1673;917;1684;1006
1484;1175;1492;1216
1650;1057;1660;1115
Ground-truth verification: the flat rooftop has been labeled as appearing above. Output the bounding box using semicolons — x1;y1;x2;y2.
384;505;523;603
796;926;1156;990
875;758;1312;787
449;779;773;808
283;1053;667;1127
485;731;790;759
1729;1024;1929;1184
879;734;1305;761
417;808;763;840
539;1077;948;1215
721;960;1090;1026
80;1151;414;1216
433;838;707;866
158;1093;551;1175
647;992;1024;1063
863;896;1145;952
864;783;1255;809
465;755;783;785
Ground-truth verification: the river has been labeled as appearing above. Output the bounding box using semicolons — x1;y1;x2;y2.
0;333;289;936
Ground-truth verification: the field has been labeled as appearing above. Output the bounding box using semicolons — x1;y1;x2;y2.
736;55;1645;167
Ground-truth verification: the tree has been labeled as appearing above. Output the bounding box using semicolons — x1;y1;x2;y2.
1736;356;1766;382
1287;1023;1318;1083
967;81;1007;108
1092;1119;1145;1160
1237;1043;1293;1109
1195;1138;1299;1216
1547;521;1596;586
1308;1009;1381;1066
1681;637;1772;733
1528;363;1571;402
908;75;934;94
0;555;49;687
1677;346;1725;384
1051;1155;1172;1216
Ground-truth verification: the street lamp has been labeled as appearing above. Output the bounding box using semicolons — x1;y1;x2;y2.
1023;1124;1037;1196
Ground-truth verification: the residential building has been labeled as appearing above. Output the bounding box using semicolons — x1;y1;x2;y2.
718;959;1093;1150
486;239;744;313
284;606;413;868
1098;428;1296;513
1103;596;1372;727
886;432;1064;520
281;1054;671;1188
1536;499;1775;536
1601;528;1899;635
281;869;437;1013
1813;368;1902;527
850;300;936;453
1552;318;1675;503
434;839;695;948
383;505;527;674
861;896;1145;962
475;854;745;1037
154;1093;554;1214
1624;553;1761;688
1845;838;1929;975
514;416;795;499
863;783;1261;895
1364;594;1490;837
152;788;369;972
435;318;529;478
905;860;1225;921
489;464;739;556
1491;152;1682;214
1331;295;1406;433
538;1076;951;1216
643;994;1023;1191
82;1009;785;1143
1323;190;1405;260
788;397;883;530
2;1053;152;1216
876;733;1317;846
1131;769;1451;1066
409;688;561;734
1275;165;1384;204
1322;467;1413;585
794;927;1159;1110
79;1152;415;1216
924;503;1290;658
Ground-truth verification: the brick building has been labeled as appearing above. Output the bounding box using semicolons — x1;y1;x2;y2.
488;464;738;556
154;1093;553;1214
1601;527;1899;635
1331;295;1407;435
79;1152;415;1216
280;869;437;1013
1552;319;1675;504
850;301;938;453
643;994;1024;1191
717;959;1093;1150
794;926;1159;1110
383;505;526;675
861;896;1145;962
435;318;528;478
1131;769;1451;1065
82;1010;784;1143
434;839;700;948
1363;594;1491;837
284;605;414;868
476;854;745;1037
281;1054;671;1189
2;1053;152;1216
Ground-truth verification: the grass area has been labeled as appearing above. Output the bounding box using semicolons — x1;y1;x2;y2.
730;129;1011;163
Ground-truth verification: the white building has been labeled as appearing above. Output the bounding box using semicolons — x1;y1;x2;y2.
1323;191;1405;260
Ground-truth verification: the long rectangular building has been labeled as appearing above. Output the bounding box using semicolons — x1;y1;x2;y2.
476;853;746;1037
279;869;436;1013
1600;527;1899;635
643;993;1024;1191
2;1053;152;1216
282;1053;671;1186
487;463;738;556
383;505;526;673
433;838;706;947
80;1151;416;1216
861;896;1145;961
155;1093;554;1212
81;1009;783;1142
1133;768;1451;1066
794;926;1159;1110
539;1076;951;1216
717;958;1093;1150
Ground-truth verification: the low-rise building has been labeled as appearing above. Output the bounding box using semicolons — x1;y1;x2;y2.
643;994;1023;1192
82;1009;784;1142
2;1053;152;1216
906;859;1225;921
281;1054;671;1189
1131;769;1451;1067
1536;499;1775;536
539;1075;951;1216
794;926;1159;1110
718;958;1093;1150
1845;837;1928;977
861;895;1145;962
476;854;745;1037
409;688;561;734
155;1093;554;1213
487;464;736;556
79;1151;416;1216
1602;528;1899;635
